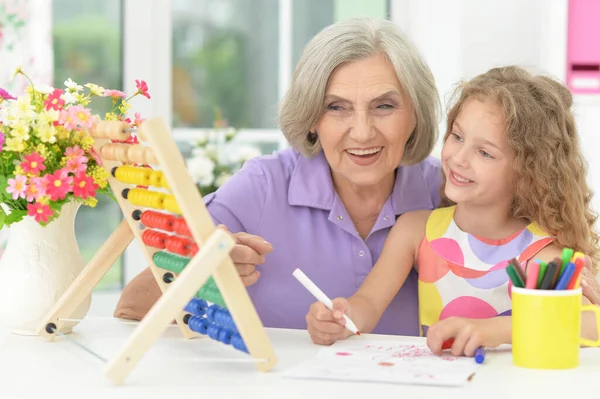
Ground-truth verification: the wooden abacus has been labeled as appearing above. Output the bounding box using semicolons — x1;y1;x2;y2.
35;118;278;385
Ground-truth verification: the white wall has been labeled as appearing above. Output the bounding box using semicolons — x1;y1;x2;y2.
392;0;600;224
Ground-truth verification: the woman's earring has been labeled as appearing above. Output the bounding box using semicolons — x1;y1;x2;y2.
307;131;318;145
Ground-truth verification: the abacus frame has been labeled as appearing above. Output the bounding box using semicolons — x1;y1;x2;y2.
35;118;278;385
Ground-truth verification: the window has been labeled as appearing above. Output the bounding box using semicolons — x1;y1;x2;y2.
171;0;389;136
53;0;124;290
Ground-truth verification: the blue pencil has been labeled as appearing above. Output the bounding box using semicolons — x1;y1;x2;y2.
555;263;575;290
475;347;486;364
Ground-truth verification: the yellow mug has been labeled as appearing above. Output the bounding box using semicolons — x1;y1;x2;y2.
512;287;600;369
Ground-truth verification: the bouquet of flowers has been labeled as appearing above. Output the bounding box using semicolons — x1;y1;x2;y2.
186;112;261;196
0;68;150;228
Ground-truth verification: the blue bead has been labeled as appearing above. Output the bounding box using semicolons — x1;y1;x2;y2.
219;328;233;345
185;298;209;316
207;305;219;322
188;316;209;335
207;324;221;341
231;333;248;353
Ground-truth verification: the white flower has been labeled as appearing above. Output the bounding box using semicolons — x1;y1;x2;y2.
186;155;215;187
62;92;77;104
204;143;219;161
215;172;232;188
230;145;261;164
0;107;10;125
8;95;36;124
35;84;54;94
224;127;236;141
64;78;83;93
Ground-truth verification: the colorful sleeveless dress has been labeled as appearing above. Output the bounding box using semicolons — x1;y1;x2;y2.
417;206;554;336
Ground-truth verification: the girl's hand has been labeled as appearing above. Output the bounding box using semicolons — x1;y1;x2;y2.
306;297;354;345
426;316;511;356
581;255;600;305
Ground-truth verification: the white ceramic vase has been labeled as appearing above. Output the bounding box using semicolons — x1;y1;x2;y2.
0;200;91;335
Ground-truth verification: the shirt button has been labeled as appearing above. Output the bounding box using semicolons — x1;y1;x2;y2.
358;250;365;256
383;215;390;220
337;215;343;220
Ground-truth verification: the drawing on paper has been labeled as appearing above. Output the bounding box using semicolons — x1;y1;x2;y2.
283;340;479;387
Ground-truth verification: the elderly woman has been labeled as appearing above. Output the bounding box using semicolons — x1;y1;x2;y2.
115;18;600;335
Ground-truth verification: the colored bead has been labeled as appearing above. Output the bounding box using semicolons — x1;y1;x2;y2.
218;328;233;345
141;210;175;231
184;298;207;316
187;316;209;335
207;324;221;341
152;251;190;273
231;334;248;353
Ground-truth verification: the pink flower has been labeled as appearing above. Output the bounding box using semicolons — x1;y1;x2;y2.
6;175;28;200
0;131;4;152
65;145;85;160
44;169;73;201
21;152;46;175
89;146;102;166
33;175;49;196
27;202;54;223
59;108;78;130
44;89;65;111
133;112;145;127
0;88;16;100
104;89;126;99
66;157;88;174
135;79;151;99
64;145;88;173
24;177;44;201
59;105;94;130
72;173;98;199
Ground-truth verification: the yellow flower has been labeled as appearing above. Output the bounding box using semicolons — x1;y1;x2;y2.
80;135;95;151
104;112;120;121
83;197;98;207
5;137;26;152
10;120;30;140
38;109;59;125
87;165;110;188
84;83;105;96
36;144;50;158
76;93;91;106
56;126;70;140
36;123;57;143
37;196;50;205
14;166;25;176
118;102;131;115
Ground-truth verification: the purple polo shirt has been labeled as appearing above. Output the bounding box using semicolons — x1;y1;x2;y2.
203;148;442;336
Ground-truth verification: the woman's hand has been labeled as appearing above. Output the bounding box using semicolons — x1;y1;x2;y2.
223;226;273;286
306;297;354;345
581;255;600;305
426;316;511;357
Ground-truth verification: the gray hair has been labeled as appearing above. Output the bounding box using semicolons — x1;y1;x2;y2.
278;17;440;164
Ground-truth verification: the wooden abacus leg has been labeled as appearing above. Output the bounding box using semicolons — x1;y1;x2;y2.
104;229;236;386
212;259;279;372
37;220;134;341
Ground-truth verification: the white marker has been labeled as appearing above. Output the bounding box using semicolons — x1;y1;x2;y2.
292;268;360;335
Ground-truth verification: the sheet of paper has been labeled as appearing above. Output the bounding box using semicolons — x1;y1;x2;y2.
283;340;480;387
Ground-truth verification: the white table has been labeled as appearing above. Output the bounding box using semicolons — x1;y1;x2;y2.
1;317;599;399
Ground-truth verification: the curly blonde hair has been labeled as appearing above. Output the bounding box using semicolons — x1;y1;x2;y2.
440;66;599;272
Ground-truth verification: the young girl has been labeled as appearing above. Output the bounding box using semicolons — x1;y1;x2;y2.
305;65;600;356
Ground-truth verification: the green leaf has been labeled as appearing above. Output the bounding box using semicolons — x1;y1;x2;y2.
5;209;27;226
0;207;6;230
